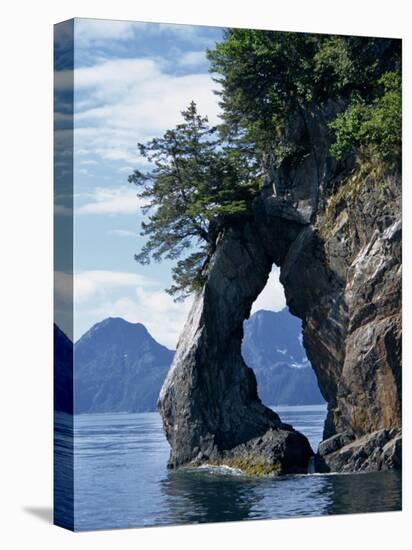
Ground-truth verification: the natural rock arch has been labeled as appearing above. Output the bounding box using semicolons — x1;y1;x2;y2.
158;103;401;474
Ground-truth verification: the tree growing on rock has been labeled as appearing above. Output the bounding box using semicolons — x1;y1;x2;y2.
129;101;260;299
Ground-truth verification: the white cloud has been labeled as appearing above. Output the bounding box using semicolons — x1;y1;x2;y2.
55;58;158;95
54;203;72;216
75;18;137;47
54;111;73;124
75;185;144;215
55;18;135;57
54;128;73;161
178;50;207;67
251;267;286;314
72;19;218;50
55;270;152;305
55;271;73;304
66;268;193;348
75;270;152;302
83;290;192;349
135;22;219;48
107;229;137;237
68;56;220;164
54;70;73;91
136;287;193;347
77;58;159;92
117;165;135;173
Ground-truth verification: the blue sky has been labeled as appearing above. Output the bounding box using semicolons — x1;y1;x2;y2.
54;18;286;347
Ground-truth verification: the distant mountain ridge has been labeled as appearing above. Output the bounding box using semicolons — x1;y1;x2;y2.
54;309;324;414
74;317;173;414
242;310;324;405
242;309;309;369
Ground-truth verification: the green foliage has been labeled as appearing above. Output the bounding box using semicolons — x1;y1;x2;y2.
207;31;401;166
207;30;318;157
329;71;401;164
129;101;259;299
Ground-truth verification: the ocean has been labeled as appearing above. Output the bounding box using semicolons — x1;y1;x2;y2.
54;405;401;531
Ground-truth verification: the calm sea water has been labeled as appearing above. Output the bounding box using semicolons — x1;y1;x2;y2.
54;405;402;531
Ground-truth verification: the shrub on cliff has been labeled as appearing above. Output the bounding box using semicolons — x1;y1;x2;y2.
329;70;401;166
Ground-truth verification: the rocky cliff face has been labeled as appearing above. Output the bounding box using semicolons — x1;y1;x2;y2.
158;101;401;474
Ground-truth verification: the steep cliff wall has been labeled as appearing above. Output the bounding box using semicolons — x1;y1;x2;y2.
270;103;401;471
158;101;401;474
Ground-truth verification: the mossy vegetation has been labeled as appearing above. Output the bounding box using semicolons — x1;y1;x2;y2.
319;153;392;240
320;174;362;239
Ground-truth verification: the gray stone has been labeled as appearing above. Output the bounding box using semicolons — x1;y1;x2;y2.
318;432;355;456
316;428;402;473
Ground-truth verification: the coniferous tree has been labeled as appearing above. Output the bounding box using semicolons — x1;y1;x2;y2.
129;101;259;299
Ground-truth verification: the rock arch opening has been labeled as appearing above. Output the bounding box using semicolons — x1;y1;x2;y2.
241;265;326;451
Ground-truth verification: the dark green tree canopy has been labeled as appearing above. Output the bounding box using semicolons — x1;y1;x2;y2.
207;30;401;165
